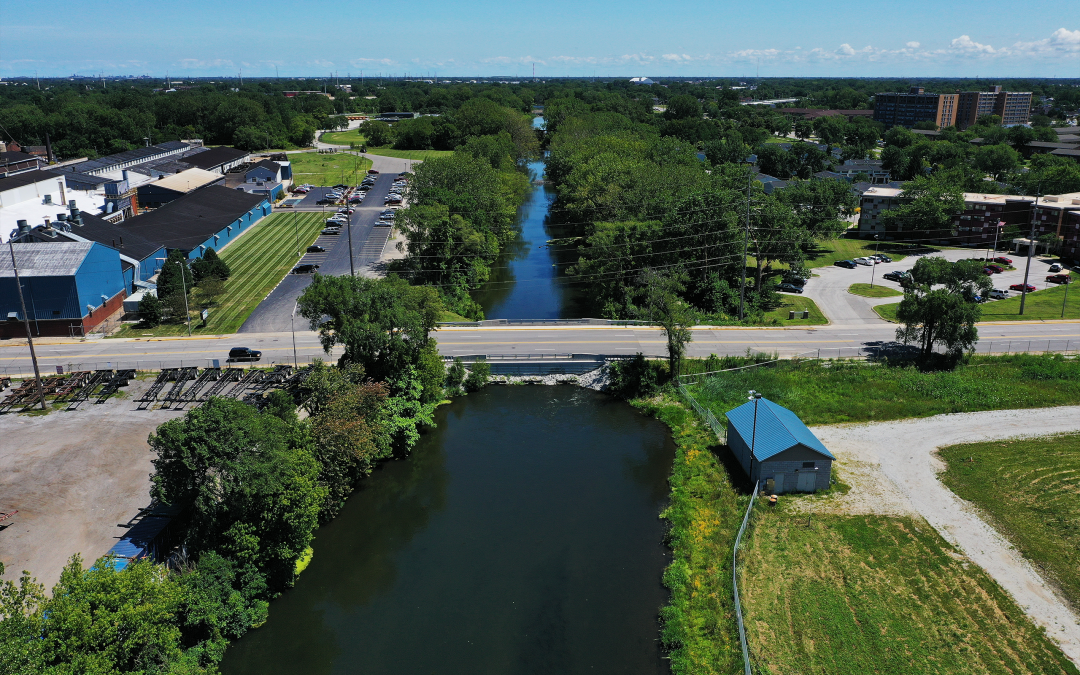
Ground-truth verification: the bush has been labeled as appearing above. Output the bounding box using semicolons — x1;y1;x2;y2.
607;354;661;399
138;292;163;327
445;357;466;394
463;362;490;392
191;248;231;283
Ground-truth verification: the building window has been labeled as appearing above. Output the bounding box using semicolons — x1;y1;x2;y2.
802;461;816;469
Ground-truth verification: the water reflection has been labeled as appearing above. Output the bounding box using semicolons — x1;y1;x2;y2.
222;386;672;675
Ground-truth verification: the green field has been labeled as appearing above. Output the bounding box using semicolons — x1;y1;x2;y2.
686;354;1080;425
320;129;366;145
849;282;902;298
289;151;372;186
742;512;1078;675
940;433;1080;608
875;283;1080;323
805;238;913;268
111;212;326;337
366;148;452;161
760;294;828;325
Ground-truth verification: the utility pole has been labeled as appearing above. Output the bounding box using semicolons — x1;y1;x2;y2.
178;260;192;336
291;301;299;367
1020;187;1042;316
869;235;881;289
347;208;355;276
739;154;757;321
1063;277;1071;319
8;242;47;410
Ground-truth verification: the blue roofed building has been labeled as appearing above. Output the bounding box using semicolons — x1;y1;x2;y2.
725;397;834;494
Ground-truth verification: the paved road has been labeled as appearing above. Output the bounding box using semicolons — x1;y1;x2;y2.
3;322;1079;376
798;249;1067;325
238;172;401;333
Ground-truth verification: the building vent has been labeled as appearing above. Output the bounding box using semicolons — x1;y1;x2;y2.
43;194;52;204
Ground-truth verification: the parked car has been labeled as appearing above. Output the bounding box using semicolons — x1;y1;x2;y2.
854;257;873;266
337;208;355;215
984;264;1004;273
993;256;1013;265
292;263;320;274
368;169;380;175
882;271;907;282
228;347;262;362
875;254;892;263
1009;283;1036;293
1048;263;1063;273
988;289;1009;299
321;228;341;235
778;282;804;293
316;198;334;205
1046;273;1071;284
835;259;858;269
306;245;325;253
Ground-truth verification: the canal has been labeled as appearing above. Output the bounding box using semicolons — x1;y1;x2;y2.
472;118;590;319
221;386;674;675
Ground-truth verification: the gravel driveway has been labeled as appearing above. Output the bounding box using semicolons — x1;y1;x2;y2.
806;406;1080;666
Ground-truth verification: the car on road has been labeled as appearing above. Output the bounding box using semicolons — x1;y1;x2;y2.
854;257;874;266
882;270;908;282
321;228;341;235
228;347;262;362
778;282;804;293
835;259;858;269
988;289;1009;299
292;263;320;274
306;245;326;253
993;256;1013;265
984;264;1004;273
1048;263;1063;273
1009;283;1036;293
1046;273;1071;284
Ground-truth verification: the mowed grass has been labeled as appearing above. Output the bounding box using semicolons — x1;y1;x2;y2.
741;512;1079;675
979;282;1080;321
760;294;828;325
366;148;452;161
939;433;1080;608
111;212;326;337
289;151;372;186
805;237;911;268
875;301;900;322
319;129;366;145
687;353;1080;425
849;282;902;298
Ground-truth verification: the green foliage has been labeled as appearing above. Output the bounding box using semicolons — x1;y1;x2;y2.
445;358;467;394
156;250;193;305
645;269;695;375
607;354;661;399
358;120;393;147
879;175;964;240
463;362;490;392
190;248;231;284
263;388;297;423
895;257;991;356
137;292;163;327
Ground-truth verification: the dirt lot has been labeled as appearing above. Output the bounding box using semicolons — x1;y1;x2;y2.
798;406;1080;667
0;377;184;590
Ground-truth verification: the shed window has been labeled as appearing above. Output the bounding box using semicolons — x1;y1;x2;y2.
802;461;816;469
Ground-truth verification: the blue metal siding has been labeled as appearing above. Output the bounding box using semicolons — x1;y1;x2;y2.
279;163;292;180
0;276;80;320
74;243;127;314
246;166;278;182
138;247;167;282
188;198;272;258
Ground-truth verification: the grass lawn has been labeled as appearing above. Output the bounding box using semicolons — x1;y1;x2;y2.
849;282;902;298
978;282;1080;321
742;512;1078;675
805;237;914;268
760;294;828;325
366;148;452;161
320;129;366;145
289;151;372;186
874;301;900;322
687;353;1080;425
939;433;1080;608
111;212;326;337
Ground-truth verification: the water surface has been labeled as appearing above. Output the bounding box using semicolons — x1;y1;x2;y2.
221;386;674;675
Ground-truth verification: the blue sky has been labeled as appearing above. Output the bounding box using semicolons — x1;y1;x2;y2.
3;0;1079;78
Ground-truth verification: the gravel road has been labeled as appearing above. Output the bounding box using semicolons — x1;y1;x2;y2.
808;406;1080;666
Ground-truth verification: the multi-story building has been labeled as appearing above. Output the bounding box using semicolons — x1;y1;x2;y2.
1032;193;1080;263
954;87;1033;129
858;187;1035;244
873;87;958;128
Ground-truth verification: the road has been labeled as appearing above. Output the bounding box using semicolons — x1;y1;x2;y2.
798;249;1065;325
2;322;1079;376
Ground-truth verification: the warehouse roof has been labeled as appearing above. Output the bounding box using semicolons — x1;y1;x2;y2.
182;146;247;171
0;169;64;192
726;398;834;462
116;185;266;252
0;241;93;277
143;168;223;193
50;211;164;260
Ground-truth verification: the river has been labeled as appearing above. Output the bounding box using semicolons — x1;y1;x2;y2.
472;118;590;319
221;386;674;675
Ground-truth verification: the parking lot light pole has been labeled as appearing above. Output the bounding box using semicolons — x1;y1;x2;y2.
347;208;355;276
869;235;880;289
291;301;299;367
1063;277;1071;319
8;242;47;410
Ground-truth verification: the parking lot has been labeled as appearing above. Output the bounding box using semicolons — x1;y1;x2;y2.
792;249;1071;325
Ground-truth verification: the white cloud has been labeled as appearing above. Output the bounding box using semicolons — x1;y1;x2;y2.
950;35;995;54
836;43;856;56
906;41;920;49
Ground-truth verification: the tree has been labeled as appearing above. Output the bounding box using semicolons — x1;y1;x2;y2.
138;292;163;327
191;248;230;283
664;95;703;121
156;249;193;301
813;115;848;146
195;277;225;309
879;176;964;240
895;257;991;356
1006;125;1037;150
793;119;814;140
974;144;1020;181
359;120;393;147
644;269;694;376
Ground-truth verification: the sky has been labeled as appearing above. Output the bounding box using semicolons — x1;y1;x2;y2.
2;0;1079;79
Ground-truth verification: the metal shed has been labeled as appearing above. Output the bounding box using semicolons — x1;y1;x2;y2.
726;397;834;494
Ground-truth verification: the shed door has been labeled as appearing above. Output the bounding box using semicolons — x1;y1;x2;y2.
797;471;817;492
773;474;785;494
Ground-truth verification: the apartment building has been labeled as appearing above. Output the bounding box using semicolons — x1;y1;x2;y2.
858;187;1034;244
873;87;958;128
955;87;1033;129
1032;193;1080;263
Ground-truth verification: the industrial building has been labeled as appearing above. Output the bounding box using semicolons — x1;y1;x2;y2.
136;168;224;208
1;241;128;338
725;397;834;494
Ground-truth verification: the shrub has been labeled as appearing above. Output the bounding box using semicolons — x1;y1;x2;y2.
138;292;163;327
446;358;466;394
607;354;661;399
463;362;490;392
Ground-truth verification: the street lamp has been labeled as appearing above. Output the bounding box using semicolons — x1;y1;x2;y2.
291;301;299;367
347;206;355;276
155;257;191;336
869;235;881;289
739;154;757;321
748;390;762;465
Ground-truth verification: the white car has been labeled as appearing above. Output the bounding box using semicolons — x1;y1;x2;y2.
854;257;874;266
988;289;1009;300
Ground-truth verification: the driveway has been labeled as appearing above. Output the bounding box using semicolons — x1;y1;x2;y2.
796;249;1068;325
807;407;1080;666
